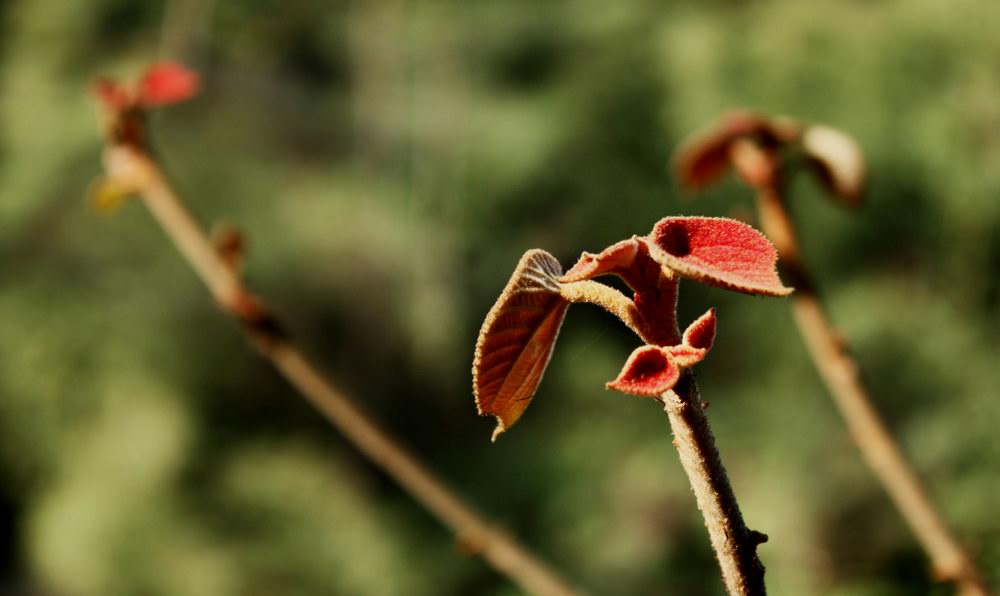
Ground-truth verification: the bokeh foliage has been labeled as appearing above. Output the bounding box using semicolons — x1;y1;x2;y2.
1;0;999;594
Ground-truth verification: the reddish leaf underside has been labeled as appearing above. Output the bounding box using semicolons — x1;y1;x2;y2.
473;250;569;441
646;216;793;297
138;63;200;107
607;346;681;397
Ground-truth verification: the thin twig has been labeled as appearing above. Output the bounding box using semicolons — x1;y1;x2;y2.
755;187;990;596
660;374;767;596
98;143;579;596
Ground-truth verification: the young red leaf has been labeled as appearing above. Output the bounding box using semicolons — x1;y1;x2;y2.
683;308;716;350
802;125;866;207
473;250;570;441
138;63;200;107
645;216;793;297
560;237;639;282
607;345;680;397
660;308;717;367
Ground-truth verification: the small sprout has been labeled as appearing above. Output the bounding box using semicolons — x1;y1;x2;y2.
88;62;200;212
473;216;790;439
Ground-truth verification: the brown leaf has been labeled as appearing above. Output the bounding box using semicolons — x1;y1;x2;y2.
473;250;570;441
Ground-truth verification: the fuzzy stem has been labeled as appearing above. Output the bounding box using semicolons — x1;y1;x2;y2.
100;144;579;596
756;187;990;595
660;374;767;596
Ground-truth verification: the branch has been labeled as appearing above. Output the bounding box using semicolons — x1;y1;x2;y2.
755;187;990;596
660;374;767;596
98;142;579;596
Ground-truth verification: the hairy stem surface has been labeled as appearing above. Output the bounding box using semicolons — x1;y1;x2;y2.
661;374;767;596
103;146;578;596
756;188;989;595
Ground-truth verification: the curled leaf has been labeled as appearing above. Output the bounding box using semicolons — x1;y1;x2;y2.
138;62;200;107
607;345;680;397
646;216;793;297
683;308;716;350
473;250;569;441
560;237;639;282
802;125;866;207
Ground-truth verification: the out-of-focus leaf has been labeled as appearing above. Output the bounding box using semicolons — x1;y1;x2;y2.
674;110;800;190
645;216;793;297
138;63;200;108
606;345;680;397
86;176;134;215
802;124;866;207
473;250;569;441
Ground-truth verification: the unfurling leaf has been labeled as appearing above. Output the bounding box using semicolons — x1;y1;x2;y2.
646;216;793;297
473;250;569;441
138;63;200;107
802;125;866;207
607;346;680;397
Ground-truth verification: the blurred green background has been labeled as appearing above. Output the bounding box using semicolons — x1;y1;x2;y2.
2;0;999;594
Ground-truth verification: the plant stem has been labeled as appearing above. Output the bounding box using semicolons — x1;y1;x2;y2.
660;374;767;596
103;146;579;596
755;187;990;595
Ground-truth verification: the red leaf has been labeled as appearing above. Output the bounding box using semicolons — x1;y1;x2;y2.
607;346;680;397
646;217;792;297
560;238;639;282
473;250;569;441
138;63;200;107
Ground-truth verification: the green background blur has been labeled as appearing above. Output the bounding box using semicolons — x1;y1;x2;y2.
2;0;999;594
